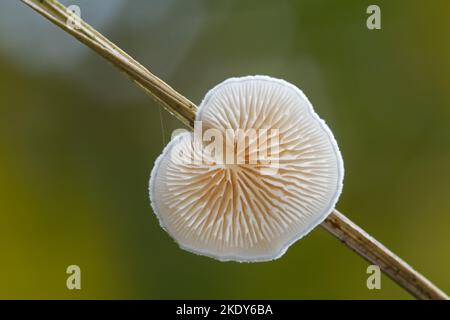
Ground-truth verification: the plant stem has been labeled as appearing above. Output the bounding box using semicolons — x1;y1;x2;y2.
323;210;448;299
20;0;197;127
19;0;448;300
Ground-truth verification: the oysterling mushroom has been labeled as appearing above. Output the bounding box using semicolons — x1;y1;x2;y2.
149;76;344;262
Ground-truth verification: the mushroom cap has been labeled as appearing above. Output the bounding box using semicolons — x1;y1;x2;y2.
149;75;344;262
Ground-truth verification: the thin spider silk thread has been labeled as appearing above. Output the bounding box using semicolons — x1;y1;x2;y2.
158;105;166;147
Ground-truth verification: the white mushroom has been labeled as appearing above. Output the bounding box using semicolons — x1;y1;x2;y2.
149;75;344;262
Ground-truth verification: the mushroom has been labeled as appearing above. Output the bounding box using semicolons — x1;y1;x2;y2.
149;75;344;262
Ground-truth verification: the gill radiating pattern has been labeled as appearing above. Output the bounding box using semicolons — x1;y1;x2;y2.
151;77;342;260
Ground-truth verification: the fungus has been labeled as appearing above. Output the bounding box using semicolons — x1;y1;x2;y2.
149;75;344;262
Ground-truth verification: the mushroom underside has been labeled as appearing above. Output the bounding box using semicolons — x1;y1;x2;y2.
149;76;344;262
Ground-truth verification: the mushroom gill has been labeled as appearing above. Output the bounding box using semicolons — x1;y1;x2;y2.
149;76;344;262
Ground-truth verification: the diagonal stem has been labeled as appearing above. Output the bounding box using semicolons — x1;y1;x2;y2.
20;0;197;127
322;210;448;299
19;0;448;300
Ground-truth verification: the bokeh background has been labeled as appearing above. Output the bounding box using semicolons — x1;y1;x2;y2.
0;0;449;299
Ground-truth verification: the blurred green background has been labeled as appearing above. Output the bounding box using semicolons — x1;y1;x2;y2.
0;0;449;299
